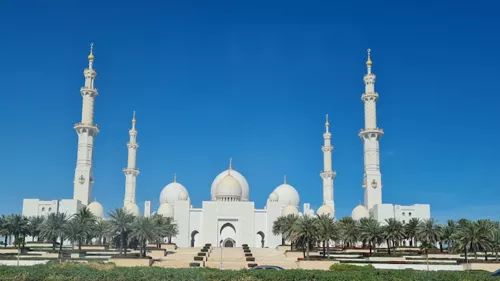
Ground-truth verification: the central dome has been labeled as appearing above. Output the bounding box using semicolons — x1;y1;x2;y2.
215;174;242;201
273;183;300;207
211;161;249;201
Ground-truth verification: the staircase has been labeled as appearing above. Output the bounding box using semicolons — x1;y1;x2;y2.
205;247;247;270
152;248;200;268
250;248;299;269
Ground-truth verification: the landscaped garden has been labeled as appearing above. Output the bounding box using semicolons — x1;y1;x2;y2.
0;262;497;281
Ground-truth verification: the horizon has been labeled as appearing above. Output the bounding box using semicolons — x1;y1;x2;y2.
1;1;499;223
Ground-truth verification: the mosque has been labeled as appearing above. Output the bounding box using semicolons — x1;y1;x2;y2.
22;45;430;248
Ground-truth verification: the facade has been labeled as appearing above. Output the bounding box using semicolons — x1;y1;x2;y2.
21;45;430;248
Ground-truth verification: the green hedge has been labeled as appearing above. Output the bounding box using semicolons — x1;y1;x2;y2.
0;263;496;281
330;264;376;271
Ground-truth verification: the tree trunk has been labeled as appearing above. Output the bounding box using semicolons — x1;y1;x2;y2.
78;238;82;251
323;240;326;257
326;240;330;260
495;250;498;262
387;239;391;255
425;249;429;271
369;241;373;254
485;251;488;261
439;242;443;252
409;238;413;247
122;233;126;256
168;236;172;244
281;237;285;246
4;236;7;247
464;245;468;263
59;236;64;260
306;238;310;260
302;245;305;259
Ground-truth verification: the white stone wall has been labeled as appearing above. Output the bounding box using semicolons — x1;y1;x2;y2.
265;200;282;248
22;199;59;217
372;203;431;224
201;201;255;247
173;199;191;247
254;210;267;247
187;207;202;247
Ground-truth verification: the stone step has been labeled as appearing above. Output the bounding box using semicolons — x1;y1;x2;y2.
205;261;247;270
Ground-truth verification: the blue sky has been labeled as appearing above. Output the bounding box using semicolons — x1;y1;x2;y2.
0;1;498;223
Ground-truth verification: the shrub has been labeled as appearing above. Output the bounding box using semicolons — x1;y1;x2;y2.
189;262;200;267
246;257;255;261
330;263;376;271
244;249;251;253
248;263;258;268
193;256;204;261
245;253;253;257
242;244;248;247
197;252;206;257
201;249;208;253
205;243;211;247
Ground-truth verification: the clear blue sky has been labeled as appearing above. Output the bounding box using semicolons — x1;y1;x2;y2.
0;1;498;223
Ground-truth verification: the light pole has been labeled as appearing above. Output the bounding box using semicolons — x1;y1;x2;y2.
219;240;223;270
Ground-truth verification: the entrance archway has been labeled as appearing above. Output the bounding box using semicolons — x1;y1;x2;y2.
219;222;236;247
223;238;235;247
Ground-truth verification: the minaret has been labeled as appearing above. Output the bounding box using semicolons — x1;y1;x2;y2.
320;115;336;215
123;111;140;205
359;49;384;210
73;43;100;206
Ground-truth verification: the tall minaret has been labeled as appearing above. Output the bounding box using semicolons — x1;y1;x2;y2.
123;111;140;205
359;49;384;210
320;114;336;215
73;43;100;206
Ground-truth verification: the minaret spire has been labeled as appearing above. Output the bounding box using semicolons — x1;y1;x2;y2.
320;114;336;217
123;111;140;206
359;48;383;210
284;174;287;184
73;44;100;206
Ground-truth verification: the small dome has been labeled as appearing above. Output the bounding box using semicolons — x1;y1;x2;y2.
215;174;242;201
124;202;140;217
268;192;279;202
273;183;300;207
317;204;334;217
178;190;189;201
157;203;174;218
87;201;104;219
160;182;188;204
282;204;299;216
352;204;369;221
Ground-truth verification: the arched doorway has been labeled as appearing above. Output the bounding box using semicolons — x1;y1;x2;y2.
219;222;236;247
256;231;265;248
190;230;199;247
223;238;235;247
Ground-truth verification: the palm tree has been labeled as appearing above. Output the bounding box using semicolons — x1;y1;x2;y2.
290;215;318;259
129;217;155;257
489;224;500;261
39;213;69;254
65;219;86;250
93;220;109;245
107;208;134;256
72;208;96;250
477;219;495;261
416;218;441;265
272;216;290;246
315;214;338;258
164;217;178;244
453;219;491;262
420;240;436;271
5;215;29;249
441;220;456;253
404;218;420;247
338;217;358;248
27;216;44;242
0;215;10;246
383;218;404;255
358;218;383;254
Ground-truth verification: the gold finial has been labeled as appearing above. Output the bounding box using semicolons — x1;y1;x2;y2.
325;114;330;128
88;43;95;61
284;174;287;184
174;173;177;183
132;111;136;126
366;48;372;67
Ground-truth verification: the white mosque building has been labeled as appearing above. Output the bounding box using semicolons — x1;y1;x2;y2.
21;45;430;248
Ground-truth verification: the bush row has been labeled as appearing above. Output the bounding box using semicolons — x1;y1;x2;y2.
0;263;496;281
